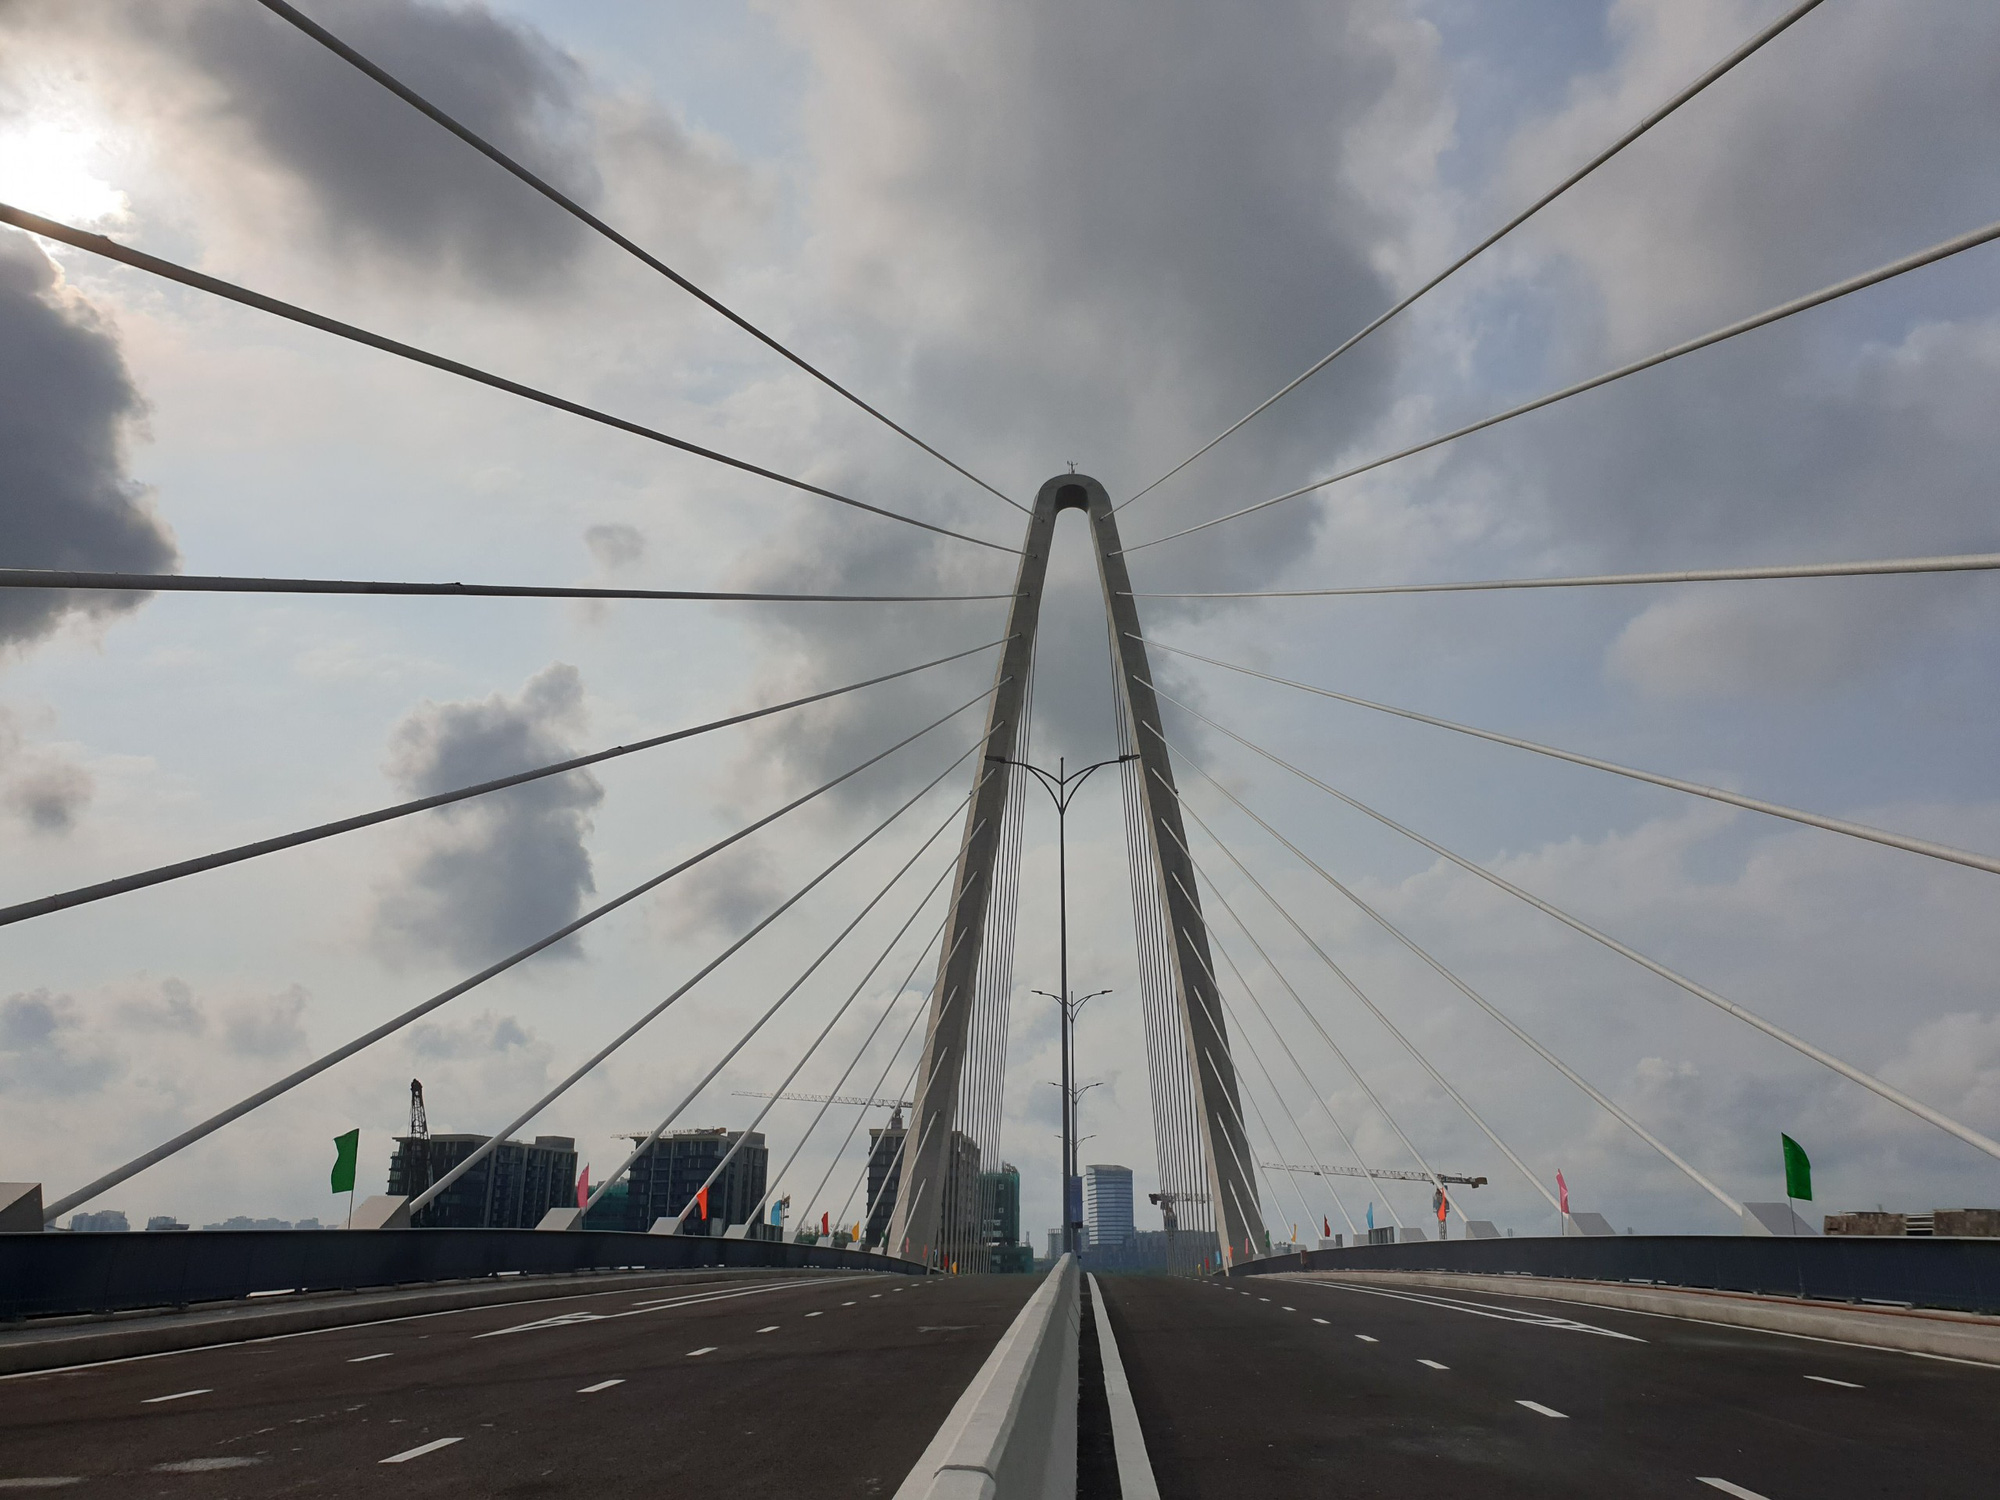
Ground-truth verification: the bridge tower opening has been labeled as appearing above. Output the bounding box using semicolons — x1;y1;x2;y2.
888;473;1265;1270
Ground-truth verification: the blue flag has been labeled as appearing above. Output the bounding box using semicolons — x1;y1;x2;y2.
1366;1202;1374;1230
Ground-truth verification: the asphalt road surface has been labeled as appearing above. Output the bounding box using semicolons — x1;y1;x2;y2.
1097;1271;1995;1498
0;1267;1037;1497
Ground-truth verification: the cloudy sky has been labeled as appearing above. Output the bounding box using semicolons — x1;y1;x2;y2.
1;0;1995;1243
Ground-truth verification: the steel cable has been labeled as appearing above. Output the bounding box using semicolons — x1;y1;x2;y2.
0;202;1018;556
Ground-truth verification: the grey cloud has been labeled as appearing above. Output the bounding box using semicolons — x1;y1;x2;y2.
0;988;118;1094
221;983;311;1058
4;0;759;299
411;1010;531;1060
584;522;645;570
372;663;604;965
655;843;785;942
724;0;1445;794
143;0;597;295
114;977;207;1035
0;231;177;651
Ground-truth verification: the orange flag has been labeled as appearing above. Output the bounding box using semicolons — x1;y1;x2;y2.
694;1184;709;1221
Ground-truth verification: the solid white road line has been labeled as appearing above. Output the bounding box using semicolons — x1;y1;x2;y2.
686;1346;717;1357
577;1379;625;1393
0;1480;82;1490
1355;1335;1377;1344
1087;1275;1162;1500
1697;1480;1771;1499
1300;1280;1644;1342
141;1389;211;1404
1418;1359;1449;1370
347;1353;393;1363
1516;1400;1568;1418
380;1437;462;1464
1805;1375;1863;1388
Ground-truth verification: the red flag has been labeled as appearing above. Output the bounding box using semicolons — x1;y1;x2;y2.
1557;1170;1569;1216
695;1184;709;1221
1323;1216;1331;1239
576;1164;589;1213
821;1212;830;1237
1436;1191;1448;1225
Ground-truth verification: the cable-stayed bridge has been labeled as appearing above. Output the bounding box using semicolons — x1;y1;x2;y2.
2;1;1997;1494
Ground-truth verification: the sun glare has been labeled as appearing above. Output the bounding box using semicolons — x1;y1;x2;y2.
0;119;130;226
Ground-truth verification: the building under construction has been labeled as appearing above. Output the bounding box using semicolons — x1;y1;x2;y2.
387;1133;577;1229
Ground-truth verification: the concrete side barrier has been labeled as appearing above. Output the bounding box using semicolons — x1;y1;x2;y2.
895;1255;1079;1500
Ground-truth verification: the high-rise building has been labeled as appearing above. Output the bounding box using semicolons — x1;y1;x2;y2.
1084;1163;1135;1249
389;1133;577;1228
979;1163;1021;1246
864;1110;906;1247
614;1128;768;1235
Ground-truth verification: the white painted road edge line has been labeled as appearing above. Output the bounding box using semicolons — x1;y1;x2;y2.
1697;1479;1770;1499
1516;1400;1568;1418
141;1389;211;1404
1804;1375;1863;1388
347;1353;393;1363
1088;1274;1162;1500
380;1437;462;1464
577;1379;625;1393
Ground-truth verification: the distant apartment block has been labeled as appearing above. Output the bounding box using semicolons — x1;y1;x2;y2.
389;1133;578;1229
69;1209;128;1232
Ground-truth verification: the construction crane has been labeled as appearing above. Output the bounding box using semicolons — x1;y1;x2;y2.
406;1079;431;1198
730;1090;913;1110
1261;1160;1487;1188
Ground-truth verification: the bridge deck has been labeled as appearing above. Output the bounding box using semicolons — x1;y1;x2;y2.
0;1269;1038;1496
1097;1271;1995;1498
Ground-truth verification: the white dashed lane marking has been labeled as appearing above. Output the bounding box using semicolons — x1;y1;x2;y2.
141;1390;211;1405
805;1311;823;1318
347;1353;393;1364
757;1326;780;1334
1418;1360;1449;1371
577;1379;624;1394
685;1347;717;1357
1312;1318;1329;1325
380;1438;462;1464
1516;1400;1568;1419
1805;1376;1863;1389
1281;1306;1296;1312
1697;1481;1770;1499
1354;1335;1377;1344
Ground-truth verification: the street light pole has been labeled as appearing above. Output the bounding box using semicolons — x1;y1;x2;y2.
998;750;1134;1255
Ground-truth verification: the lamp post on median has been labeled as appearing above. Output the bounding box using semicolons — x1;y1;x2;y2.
995;750;1135;1256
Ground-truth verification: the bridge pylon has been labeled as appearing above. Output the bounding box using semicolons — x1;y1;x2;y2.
888;474;1264;1268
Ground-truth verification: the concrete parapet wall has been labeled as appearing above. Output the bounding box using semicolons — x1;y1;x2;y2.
895;1254;1079;1500
0;1227;924;1323
1279;1269;2000;1366
1223;1232;2000;1314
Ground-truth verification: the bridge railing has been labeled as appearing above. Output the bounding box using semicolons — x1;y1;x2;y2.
0;1228;926;1321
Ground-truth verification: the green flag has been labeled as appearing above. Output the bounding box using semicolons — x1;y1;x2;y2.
331;1129;360;1194
1781;1133;1812;1201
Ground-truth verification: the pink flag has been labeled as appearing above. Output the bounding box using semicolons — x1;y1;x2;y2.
577;1164;590;1213
1556;1170;1569;1216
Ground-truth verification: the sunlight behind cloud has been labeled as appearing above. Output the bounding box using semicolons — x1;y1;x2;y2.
0;118;129;226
